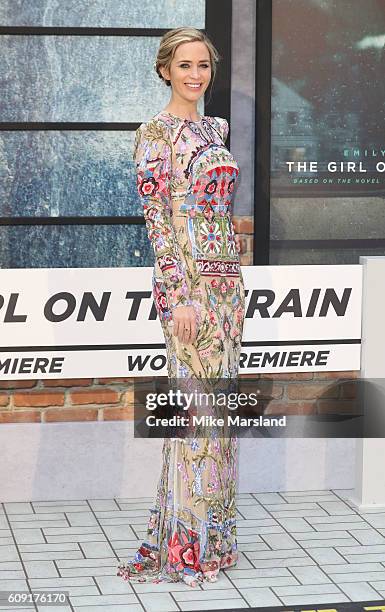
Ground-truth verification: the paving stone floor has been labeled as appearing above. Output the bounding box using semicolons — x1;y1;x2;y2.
1;489;385;611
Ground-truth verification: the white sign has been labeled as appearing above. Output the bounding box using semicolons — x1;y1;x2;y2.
0;265;362;379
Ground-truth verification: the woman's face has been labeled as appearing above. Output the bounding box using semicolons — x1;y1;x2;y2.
161;40;212;102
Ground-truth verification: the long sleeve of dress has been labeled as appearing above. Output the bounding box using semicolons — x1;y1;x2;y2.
133;119;191;311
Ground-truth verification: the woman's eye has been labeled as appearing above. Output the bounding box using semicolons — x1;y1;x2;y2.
180;64;210;69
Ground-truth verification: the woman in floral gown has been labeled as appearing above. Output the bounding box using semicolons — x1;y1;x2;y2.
117;27;245;588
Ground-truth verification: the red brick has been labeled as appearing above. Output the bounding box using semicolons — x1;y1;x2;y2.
313;370;359;380
43;378;93;387
237;217;254;234
98;377;137;384
0;380;37;389
287;383;339;400
264;401;315;415
103;406;135;420
340;381;358;399
317;399;357;414
240;253;253;266
0;394;10;407
259;373;314;381
44;408;98;422
0;410;41;423
14;391;65;407
69;389;120;405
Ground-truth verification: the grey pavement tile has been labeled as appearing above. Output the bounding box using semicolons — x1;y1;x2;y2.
348;529;385;545
275;518;316;532
0;570;25;579
102;526;138;541
267;509;329;519
0;545;20;562
116;497;153;504
23;561;59;579
131;581;204;593
237;531;265;545
252;493;285;505
248;557;316;569
230;575;299;588
293;530;352;541
21;551;83;561
43;526;103;535
69;602;142;612
370;580;385;592
0;578;29;589
9;513;66;522
264;503;320;512
96;510;149;519
237;586;283;607
19;542;80;552
336;544;385;554
237;519;277;527
29;577;95;588
344;554;385;563
137;592;178;611
56;557;117;568
305;547;347;564
331;570;385;582
312;521;370;531
60;567;116;577
322;562;385;574
88;499;121;511
307;514;363;524
11;520;68;530
297;537;359;548
259;533;301;550
45;533;106;544
338;581;383;601
237;497;264;506
173;587;242;601
272;583;342;596
0;562;23;571
200;573;234;589
95;574;135;594
70;593;139;606
80;541;115;558
361;512;385;527
33;505;88;513
318;501;356;515
231;552;254;570
246;549;309;560
178;599;248;611
3;503;33;514
222;568;292;579
289;565;333;584
233;526;282;536
280;494;339;503
236;506;271;519
282;490;335;497
66;512;99;527
280;592;349;605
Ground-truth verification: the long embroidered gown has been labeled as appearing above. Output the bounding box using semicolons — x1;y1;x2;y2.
117;110;245;586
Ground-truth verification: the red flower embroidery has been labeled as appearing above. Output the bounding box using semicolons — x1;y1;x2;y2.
139;176;158;196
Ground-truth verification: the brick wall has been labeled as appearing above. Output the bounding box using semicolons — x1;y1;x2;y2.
0;371;358;424
0;216;358;424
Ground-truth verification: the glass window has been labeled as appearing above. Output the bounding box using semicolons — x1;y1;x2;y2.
270;0;385;265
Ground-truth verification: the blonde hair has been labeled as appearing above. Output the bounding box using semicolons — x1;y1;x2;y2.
155;27;220;98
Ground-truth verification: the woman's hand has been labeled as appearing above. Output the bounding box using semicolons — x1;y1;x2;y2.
172;305;197;344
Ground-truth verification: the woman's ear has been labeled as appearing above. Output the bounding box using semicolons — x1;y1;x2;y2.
160;65;170;83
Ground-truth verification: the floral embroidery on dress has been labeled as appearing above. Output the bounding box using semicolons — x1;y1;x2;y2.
117;110;245;587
